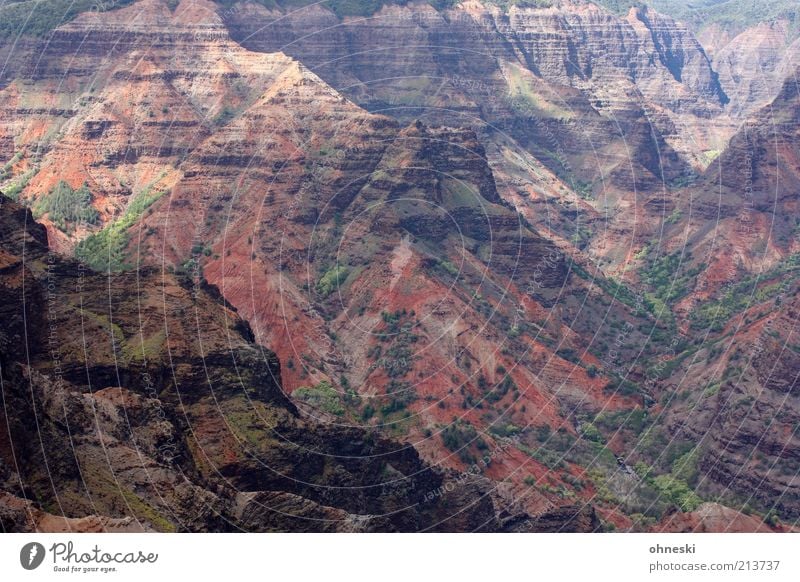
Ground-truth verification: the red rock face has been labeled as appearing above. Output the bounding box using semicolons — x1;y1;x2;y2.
1;0;799;532
0;197;525;532
222;0;750;278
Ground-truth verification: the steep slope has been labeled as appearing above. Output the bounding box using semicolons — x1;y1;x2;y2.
220;0;743;274
634;65;800;318
0;0;667;525
705;20;800;119
0;0;308;252
2;0;796;532
606;67;800;525
650;275;800;524
0;196;522;532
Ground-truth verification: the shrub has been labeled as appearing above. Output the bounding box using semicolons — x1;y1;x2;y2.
580;422;602;443
361;404;375;421
316;265;349;297
293;380;345;416
764;509;780;527
34;181;98;231
441;420;478;453
651;475;702;512
75;181;165;271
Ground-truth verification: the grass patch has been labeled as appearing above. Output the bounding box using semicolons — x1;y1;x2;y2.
74;180;166;271
293;380;345;416
33;180;98;231
1;168;36;201
0;0;134;40
691;255;800;331
316;264;349;298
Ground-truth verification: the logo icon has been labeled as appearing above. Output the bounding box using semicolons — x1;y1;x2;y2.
20;542;46;570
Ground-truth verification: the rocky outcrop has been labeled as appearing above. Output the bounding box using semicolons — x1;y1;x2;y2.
3;0;797;532
0;198;521;532
708;20;800;118
0;492;151;533
216;0;746;274
657;503;783;533
225;0;728;177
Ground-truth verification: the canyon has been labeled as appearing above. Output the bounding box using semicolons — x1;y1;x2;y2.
0;0;798;532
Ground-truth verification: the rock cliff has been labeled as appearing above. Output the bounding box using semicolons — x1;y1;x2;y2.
0;197;518;532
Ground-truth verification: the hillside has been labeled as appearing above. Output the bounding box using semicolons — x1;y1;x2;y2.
1;0;798;532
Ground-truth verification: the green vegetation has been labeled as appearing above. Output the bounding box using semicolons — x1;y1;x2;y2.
598;1;800;40
690;254;800;331
702;149;721;165
571;262;643;312
593;0;645;15
272;0;401;18
670;448;700;485
441;420;485;464
604;374;644;398
316;264;349;297
580;422;603;443
81;464;175;532
1;168;36;201
664;208;682;224
0;151;23;182
641;250;704;305
433;0;552;9
475;371;518;405
282;0;552;18
370;309;418;377
74;181;166;271
384;377;416;408
651;474;702;512
487;422;521;438
212;106;236;126
633;438;705;513
703;381;721;397
121;330;166;365
293;380;345;416
366;310;420;416
764;509;781;527
326;0;397;17
594;407;649;435
693;281;784;331
522;425;617;472
556;347;580;363
33;180;98;231
435;259;460;277
569;225;593;249
650;0;800;37
0;0;133;40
